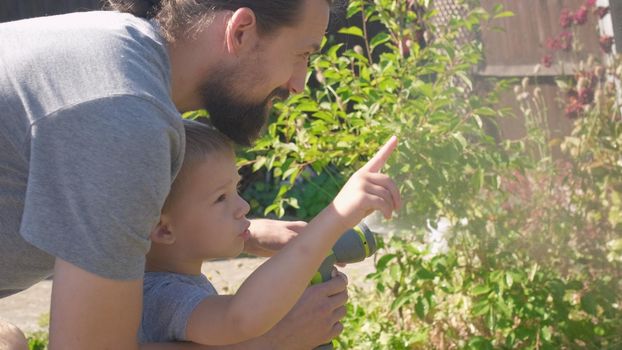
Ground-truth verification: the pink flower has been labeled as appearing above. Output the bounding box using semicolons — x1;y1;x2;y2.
560;9;573;28
600;35;614;53
565;100;583;118
541;54;553;68
578;87;594;104
585;0;596;8
574;5;588;25
559;31;573;51
595;6;609;19
546;37;560;50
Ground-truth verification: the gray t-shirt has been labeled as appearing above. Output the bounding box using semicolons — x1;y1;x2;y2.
139;271;218;343
0;11;185;297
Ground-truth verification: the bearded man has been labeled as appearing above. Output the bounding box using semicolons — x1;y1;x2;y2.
0;1;348;349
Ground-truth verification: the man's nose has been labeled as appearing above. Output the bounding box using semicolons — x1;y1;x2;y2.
286;64;307;94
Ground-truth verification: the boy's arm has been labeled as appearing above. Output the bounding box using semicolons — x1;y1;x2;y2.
185;137;400;345
146;274;346;350
185;271;347;346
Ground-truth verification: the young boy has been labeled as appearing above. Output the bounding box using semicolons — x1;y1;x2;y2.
140;119;400;345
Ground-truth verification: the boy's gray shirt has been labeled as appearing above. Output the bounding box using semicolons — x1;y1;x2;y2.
0;11;185;296
139;272;218;343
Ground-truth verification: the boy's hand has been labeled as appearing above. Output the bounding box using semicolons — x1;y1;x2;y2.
331;136;401;229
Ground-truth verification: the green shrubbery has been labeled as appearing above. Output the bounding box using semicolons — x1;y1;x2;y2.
241;0;621;348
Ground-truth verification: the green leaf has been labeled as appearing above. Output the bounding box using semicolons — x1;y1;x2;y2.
580;292;598;316
338;26;364;38
416;268;435;280
455;71;473;90
415;297;428;320
346;0;362;18
471;284;491;296
252;157;266;172
472;301;490;317
390;290;414;312
528;263;538;282
376;253;396;270
493;11;514;19
468;336;493;350
474;107;497;117
370;32;391;50
505;272;513;288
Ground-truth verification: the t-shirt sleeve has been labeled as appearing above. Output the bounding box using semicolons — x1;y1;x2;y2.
19;95;184;280
140;276;217;343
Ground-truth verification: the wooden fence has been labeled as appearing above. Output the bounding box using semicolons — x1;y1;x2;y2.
476;0;604;143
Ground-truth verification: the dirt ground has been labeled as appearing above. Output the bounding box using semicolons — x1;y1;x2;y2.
0;257;375;334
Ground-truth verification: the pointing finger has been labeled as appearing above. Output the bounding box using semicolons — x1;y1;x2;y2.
361;136;398;173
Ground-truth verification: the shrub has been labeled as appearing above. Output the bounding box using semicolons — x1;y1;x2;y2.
240;0;621;348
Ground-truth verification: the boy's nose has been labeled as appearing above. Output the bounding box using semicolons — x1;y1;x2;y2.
236;196;251;218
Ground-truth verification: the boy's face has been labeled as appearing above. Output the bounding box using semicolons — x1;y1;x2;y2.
163;151;251;261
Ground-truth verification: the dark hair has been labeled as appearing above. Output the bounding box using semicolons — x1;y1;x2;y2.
106;0;332;41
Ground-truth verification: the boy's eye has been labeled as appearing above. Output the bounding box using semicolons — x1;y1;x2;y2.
216;194;226;203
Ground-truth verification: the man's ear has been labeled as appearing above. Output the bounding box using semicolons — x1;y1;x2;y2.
149;219;176;245
224;7;258;56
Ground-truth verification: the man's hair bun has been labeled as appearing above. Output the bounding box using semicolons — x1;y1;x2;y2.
105;0;162;18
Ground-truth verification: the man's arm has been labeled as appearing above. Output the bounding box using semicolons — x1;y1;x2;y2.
244;219;306;257
49;258;142;350
51;254;254;350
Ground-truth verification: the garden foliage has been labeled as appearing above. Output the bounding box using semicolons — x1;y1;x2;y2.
239;0;622;349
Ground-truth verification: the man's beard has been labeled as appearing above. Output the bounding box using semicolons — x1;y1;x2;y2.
199;71;289;147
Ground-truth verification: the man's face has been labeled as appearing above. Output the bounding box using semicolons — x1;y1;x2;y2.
200;0;330;146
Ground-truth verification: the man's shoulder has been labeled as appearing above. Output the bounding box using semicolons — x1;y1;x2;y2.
0;10;172;118
1;10;167;74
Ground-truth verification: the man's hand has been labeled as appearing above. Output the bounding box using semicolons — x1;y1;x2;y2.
263;271;349;350
244;219;306;256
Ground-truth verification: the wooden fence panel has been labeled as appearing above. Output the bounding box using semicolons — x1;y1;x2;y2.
475;0;603;144
478;0;602;77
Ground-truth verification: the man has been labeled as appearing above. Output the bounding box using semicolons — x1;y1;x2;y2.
0;0;348;349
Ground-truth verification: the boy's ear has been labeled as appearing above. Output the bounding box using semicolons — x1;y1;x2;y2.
149;220;176;245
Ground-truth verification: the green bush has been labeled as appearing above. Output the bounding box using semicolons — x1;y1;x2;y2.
241;0;621;348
